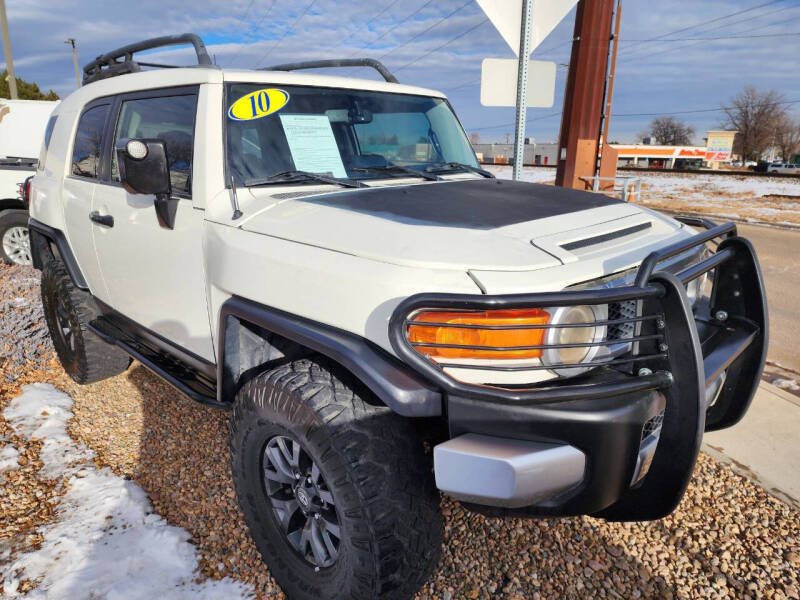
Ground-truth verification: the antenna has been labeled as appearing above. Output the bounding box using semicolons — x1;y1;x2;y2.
230;176;243;220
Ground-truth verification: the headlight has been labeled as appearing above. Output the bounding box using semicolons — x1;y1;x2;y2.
542;304;608;376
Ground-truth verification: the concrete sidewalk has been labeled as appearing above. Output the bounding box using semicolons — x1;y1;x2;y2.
704;381;800;509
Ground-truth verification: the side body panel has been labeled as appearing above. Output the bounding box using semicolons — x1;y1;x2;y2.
204;222;482;356
90;85;215;361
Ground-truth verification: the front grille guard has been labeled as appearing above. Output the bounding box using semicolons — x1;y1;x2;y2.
388;218;742;405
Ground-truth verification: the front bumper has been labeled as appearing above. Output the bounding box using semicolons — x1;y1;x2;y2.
390;218;768;520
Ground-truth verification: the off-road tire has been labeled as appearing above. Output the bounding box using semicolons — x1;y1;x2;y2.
229;358;443;600
0;209;31;265
40;256;131;383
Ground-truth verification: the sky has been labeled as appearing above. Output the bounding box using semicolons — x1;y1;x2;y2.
2;0;799;144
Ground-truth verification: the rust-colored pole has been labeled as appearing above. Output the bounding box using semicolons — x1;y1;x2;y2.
601;1;622;148
555;0;616;189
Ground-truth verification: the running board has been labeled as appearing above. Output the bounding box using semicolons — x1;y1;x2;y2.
88;317;227;410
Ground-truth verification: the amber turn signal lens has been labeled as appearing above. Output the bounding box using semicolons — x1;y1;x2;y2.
407;309;551;360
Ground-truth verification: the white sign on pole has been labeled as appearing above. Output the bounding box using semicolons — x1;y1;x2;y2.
476;0;578;56
480;58;556;108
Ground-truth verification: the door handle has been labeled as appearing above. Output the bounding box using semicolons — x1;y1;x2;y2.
89;211;114;227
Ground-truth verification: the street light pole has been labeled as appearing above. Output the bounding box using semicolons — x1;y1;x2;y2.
512;0;533;181
0;0;18;99
65;38;80;88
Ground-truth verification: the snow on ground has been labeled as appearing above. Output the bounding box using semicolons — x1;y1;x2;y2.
0;445;19;471
486;165;800;226
0;383;254;600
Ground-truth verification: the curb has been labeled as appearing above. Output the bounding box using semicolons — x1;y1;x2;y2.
653;209;800;232
758;379;800;408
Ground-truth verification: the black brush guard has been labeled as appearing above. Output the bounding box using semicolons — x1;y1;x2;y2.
389;218;768;520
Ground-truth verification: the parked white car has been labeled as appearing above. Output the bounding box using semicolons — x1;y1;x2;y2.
28;34;769;600
0;98;59;264
768;162;798;174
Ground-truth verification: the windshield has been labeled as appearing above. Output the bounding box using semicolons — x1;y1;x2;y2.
225;83;477;185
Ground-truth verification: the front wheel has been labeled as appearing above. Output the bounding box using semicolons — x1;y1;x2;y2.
229;359;443;600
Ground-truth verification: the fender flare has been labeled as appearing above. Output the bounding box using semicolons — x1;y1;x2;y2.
0;198;27;212
27;218;89;290
217;295;442;417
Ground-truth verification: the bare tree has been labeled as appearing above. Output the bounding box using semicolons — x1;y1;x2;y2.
647;116;695;145
774;114;800;163
721;86;788;162
469;132;481;145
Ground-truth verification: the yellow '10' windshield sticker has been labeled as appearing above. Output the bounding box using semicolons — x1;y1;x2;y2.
228;88;290;121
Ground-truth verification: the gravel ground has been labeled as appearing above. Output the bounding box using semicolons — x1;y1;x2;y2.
0;265;52;382
2;261;800;599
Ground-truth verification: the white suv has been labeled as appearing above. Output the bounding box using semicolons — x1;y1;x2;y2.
768;162;797;174
28;34;768;600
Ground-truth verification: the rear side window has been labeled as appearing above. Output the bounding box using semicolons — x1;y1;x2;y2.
72;105;109;178
111;94;197;195
38;115;58;171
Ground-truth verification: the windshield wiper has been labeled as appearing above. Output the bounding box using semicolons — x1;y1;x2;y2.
425;162;495;178
244;170;364;188
351;164;441;181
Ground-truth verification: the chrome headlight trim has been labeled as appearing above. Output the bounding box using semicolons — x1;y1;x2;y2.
542;304;608;376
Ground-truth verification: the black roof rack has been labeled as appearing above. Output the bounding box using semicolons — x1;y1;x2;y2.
83;33;213;85
264;58;399;83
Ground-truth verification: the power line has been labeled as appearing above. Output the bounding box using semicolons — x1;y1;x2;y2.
253;0;318;67
230;0;277;65
624;31;800;42
616;7;800;66
622;0;789;52
350;0;437;55
612;98;800;118
338;0;405;50
376;0;474;61
469;111;563;132
394;17;489;72
466;98;800;133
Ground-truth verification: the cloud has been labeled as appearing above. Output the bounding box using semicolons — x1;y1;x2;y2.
1;0;798;142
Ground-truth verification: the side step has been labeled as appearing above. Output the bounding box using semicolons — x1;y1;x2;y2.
87;316;226;409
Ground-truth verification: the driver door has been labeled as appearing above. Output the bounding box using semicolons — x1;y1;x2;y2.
90;86;215;361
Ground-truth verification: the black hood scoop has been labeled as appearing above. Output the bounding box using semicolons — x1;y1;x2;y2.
298;178;621;230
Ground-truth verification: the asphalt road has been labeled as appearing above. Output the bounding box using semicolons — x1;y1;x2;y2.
737;223;800;373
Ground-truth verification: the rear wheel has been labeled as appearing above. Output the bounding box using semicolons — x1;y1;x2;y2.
40;255;131;383
0;210;32;266
229;358;443;600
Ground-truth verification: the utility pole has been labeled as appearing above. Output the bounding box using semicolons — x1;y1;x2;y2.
0;0;18;99
65;38;80;88
511;0;534;180
555;0;615;189
595;0;622;191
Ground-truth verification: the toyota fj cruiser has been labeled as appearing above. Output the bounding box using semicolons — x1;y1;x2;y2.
28;34;768;600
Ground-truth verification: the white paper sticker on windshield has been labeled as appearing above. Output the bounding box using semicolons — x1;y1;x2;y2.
279;114;347;179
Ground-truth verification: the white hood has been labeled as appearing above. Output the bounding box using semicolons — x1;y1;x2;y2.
234;178;686;279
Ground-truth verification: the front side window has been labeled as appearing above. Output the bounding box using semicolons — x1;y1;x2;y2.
111;94;197;195
225;84;477;185
72;105;108;178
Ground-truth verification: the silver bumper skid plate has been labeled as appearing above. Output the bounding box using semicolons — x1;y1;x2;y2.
433;434;586;508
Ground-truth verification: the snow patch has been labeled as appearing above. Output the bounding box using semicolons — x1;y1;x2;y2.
774;378;800;392
1;383;254;600
0;444;20;471
3;383;93;479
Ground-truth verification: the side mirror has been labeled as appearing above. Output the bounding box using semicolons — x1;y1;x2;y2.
116;139;177;229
